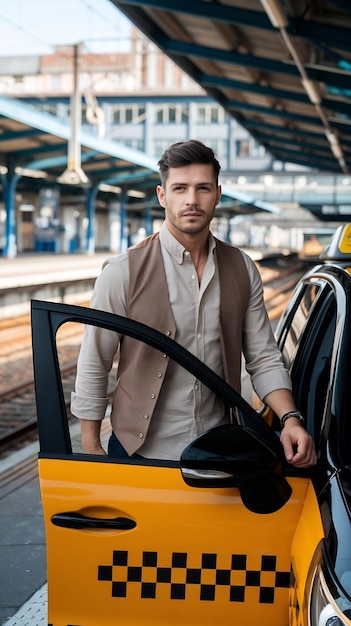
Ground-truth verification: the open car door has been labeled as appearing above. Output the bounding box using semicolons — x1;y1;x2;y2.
31;299;324;626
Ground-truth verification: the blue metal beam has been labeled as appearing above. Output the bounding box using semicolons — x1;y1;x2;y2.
0;128;45;142
11;142;68;159
115;0;274;29
162;39;351;91
104;169;157;185
225;100;325;127
0;95;159;172
244;118;351;148
115;0;351;53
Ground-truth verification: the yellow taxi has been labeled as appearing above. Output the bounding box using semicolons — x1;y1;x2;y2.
31;224;351;626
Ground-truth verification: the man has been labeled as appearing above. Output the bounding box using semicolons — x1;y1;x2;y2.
71;139;316;468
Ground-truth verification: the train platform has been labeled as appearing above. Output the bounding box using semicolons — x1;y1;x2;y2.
0;252;109;320
0;252;109;288
0;246;267;289
0;248;264;321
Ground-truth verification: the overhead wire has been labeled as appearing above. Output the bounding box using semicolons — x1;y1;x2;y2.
0;0;131;60
0;0;134;99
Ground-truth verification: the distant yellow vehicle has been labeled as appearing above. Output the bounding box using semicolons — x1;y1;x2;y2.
31;225;351;625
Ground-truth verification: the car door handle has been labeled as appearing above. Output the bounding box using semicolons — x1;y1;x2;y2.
51;512;137;530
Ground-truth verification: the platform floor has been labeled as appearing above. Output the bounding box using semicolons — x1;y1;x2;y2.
0;439;47;626
0;251;109;319
3;585;47;625
0;251;108;289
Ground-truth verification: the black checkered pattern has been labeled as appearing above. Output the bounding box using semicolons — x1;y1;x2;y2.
98;550;291;603
289;565;300;621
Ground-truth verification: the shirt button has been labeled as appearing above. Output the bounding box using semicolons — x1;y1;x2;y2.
144;413;149;419
157;372;162;378
197;333;202;339
191;274;196;280
139;433;144;438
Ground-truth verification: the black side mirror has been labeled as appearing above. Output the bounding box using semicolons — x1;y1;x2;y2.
180;424;292;514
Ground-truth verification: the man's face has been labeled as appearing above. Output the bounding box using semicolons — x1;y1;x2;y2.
157;163;221;238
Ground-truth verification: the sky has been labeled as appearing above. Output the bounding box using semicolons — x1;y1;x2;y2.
0;0;132;56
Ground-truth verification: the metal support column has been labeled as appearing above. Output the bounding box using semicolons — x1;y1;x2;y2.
225;215;232;243
120;189;128;252
86;186;99;254
2;168;20;258
145;195;153;236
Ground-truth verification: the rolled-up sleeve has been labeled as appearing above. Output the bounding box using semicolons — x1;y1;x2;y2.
241;253;292;400
70;254;129;421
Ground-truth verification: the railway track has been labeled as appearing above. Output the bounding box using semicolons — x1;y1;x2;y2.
0;256;310;457
0;318;85;457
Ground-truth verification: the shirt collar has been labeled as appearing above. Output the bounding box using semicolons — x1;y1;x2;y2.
159;222;216;264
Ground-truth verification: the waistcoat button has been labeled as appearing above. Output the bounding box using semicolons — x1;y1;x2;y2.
144;413;149;419
139;433;143;438
157;372;162;378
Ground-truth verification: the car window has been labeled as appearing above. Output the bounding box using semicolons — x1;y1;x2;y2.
278;283;322;365
280;285;336;445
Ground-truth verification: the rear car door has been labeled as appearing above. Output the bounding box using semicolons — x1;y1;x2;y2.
274;265;351;626
31;299;324;626
275;275;337;447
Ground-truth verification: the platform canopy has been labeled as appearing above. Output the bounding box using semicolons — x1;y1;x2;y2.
0;93;279;217
110;0;351;175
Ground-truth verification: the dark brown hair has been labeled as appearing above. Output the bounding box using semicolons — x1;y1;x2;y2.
157;139;221;187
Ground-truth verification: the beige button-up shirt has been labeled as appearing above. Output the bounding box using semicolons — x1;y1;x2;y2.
71;223;291;459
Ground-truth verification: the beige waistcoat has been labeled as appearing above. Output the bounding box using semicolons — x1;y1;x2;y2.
111;233;250;455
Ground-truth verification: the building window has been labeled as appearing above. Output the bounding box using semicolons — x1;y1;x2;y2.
168;107;176;123
199;139;228;160
113;108;122;124
197;104;227;124
236;139;250;157
112;104;145;125
125;108;133;124
153;139;180;158
50;74;61;91
236;138;265;157
156;107;164;124
155;104;188;124
122;138;144;151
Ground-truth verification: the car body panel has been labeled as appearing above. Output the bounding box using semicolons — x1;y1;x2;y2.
39;457;322;626
289;481;326;626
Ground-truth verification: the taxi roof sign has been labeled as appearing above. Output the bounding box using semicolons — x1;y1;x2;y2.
320;224;351;260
